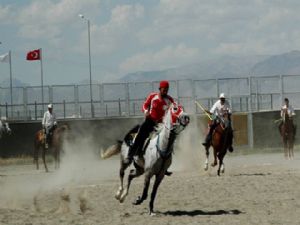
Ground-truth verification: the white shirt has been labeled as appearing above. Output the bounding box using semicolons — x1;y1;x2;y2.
42;111;57;128
210;99;231;118
281;104;295;118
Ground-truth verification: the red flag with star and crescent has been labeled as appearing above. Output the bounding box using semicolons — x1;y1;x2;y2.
26;49;41;61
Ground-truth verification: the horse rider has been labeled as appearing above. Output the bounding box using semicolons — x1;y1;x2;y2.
42;104;57;149
124;80;175;169
279;98;296;133
202;93;234;152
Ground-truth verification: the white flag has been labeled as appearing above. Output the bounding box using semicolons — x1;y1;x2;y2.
0;52;9;63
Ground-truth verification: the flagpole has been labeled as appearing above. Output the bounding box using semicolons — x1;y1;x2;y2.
40;48;44;111
9;50;13;118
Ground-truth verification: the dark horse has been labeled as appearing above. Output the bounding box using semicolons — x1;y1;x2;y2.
33;124;70;172
204;112;233;176
279;111;296;159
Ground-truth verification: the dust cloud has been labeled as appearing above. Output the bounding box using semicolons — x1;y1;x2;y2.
0;117;207;211
172;115;207;172
0;121;124;210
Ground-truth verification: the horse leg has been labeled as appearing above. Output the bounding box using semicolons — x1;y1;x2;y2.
133;171;152;205
211;148;217;167
283;138;288;159
149;172;164;215
204;148;209;171
291;138;295;159
289;138;294;160
115;162;130;200
119;165;144;203
54;148;60;169
57;147;60;169
34;144;39;170
220;162;225;173
42;147;49;172
217;154;225;176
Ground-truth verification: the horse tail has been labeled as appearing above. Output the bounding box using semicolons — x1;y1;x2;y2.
100;141;122;159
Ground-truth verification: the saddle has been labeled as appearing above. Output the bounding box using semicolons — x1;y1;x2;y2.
125;129;159;157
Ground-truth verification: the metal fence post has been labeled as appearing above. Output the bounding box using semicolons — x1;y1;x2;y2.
280;75;284;105
248;76;254;148
100;83;104;117
118;98;121;116
125;83;130;116
63;100;66;119
5;102;8;119
23;87;28;120
74;85;79;117
35;101;37;120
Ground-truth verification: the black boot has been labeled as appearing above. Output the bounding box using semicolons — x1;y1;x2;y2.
124;147;135;164
202;133;212;147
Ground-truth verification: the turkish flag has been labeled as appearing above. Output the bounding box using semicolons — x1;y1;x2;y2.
26;49;41;60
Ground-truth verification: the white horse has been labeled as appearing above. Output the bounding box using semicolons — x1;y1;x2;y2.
0;119;11;138
101;104;190;215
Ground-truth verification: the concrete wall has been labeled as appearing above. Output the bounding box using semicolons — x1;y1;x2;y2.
252;110;299;147
0;117;143;157
0;111;298;157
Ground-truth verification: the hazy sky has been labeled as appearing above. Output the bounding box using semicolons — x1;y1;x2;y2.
1;0;300;86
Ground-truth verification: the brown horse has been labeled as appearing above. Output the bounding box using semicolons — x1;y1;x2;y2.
279;112;296;159
33;124;70;172
204;112;233;176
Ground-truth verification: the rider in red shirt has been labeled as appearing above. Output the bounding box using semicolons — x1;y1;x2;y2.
125;80;175;165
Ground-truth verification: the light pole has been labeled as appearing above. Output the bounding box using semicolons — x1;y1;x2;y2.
79;14;94;117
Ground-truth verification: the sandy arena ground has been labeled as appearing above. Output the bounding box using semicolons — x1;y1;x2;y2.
1;146;300;225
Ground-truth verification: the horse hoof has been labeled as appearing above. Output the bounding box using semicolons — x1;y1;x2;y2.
204;164;208;171
119;194;127;203
132;196;143;205
119;197;125;203
149;211;156;216
165;171;172;176
115;194;121;201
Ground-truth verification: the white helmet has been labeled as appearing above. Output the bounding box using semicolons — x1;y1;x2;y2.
219;93;225;99
47;104;53;109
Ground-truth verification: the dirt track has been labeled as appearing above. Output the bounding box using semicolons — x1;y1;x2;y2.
1;150;300;225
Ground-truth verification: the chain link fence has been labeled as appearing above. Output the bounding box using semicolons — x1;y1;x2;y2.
0;75;299;121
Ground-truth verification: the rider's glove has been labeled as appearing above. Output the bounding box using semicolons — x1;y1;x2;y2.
144;110;150;117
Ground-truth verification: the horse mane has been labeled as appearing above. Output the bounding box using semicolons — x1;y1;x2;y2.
158;107;172;149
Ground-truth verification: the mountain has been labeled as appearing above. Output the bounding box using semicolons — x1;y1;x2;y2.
119;55;269;82
251;50;300;75
119;51;300;82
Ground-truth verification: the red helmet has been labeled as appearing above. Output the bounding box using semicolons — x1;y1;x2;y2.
159;80;169;89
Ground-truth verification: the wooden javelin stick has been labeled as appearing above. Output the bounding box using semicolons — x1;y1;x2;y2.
195;100;213;120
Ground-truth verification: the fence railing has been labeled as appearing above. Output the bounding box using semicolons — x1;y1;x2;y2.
0;75;299;121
